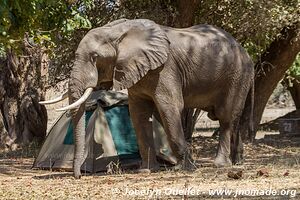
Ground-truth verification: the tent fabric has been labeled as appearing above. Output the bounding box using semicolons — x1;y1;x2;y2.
62;105;139;157
93;107;117;158
87;90;128;108
33;90;176;173
104;105;139;156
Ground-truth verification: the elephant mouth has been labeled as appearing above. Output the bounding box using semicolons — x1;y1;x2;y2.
98;81;113;91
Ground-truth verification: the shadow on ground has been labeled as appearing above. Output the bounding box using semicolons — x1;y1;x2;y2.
0;127;299;178
191;130;300;170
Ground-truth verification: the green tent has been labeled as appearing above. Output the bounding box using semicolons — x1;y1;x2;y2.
33;90;176;173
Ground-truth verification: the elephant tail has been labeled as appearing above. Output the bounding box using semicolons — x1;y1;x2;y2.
249;78;254;137
238;76;255;142
241;77;255;141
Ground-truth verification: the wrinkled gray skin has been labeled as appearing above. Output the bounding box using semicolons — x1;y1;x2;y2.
68;19;254;178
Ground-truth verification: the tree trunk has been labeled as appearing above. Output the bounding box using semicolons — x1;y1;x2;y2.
0;106;9;149
173;0;201;28
285;78;300;109
0;33;48;148
240;23;300;141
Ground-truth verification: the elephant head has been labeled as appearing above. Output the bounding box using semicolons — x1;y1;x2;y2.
40;19;170;178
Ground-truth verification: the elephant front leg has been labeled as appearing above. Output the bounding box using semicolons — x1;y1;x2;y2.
155;99;195;171
214;122;233;167
128;96;159;173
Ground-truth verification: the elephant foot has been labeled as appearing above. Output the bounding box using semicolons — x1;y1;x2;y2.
173;162;197;171
74;165;82;179
74;171;82;179
136;168;152;174
174;154;197;171
11;143;18;151
74;174;81;179
213;154;232;168
136;162;160;173
136;167;159;174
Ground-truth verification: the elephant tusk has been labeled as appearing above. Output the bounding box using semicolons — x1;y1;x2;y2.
56;88;93;111
39;91;68;105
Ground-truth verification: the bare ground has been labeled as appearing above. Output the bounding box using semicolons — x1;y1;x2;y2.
0;130;299;200
0;101;299;200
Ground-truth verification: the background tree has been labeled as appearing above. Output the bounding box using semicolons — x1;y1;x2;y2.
0;0;92;147
283;54;300;109
0;0;299;147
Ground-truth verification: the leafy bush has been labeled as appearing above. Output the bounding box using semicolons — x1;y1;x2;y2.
288;53;300;78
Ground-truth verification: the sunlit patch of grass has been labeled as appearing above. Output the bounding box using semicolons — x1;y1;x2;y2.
0;132;299;199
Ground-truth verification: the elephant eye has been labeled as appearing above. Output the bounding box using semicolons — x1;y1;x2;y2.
91;53;98;63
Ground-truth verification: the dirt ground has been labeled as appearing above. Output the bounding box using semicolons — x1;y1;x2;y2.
0;108;299;199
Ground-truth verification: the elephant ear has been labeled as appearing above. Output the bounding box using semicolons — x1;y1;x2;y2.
113;20;170;90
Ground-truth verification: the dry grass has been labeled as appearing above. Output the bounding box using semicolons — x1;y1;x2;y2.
0;131;299;200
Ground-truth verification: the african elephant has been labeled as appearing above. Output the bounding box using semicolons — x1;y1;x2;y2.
41;19;254;178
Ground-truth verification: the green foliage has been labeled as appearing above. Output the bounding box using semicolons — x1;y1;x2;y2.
194;0;300;61
0;0;92;51
286;53;300;80
0;0;299;84
0;44;4;58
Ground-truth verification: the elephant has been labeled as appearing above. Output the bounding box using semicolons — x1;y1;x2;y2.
40;18;254;178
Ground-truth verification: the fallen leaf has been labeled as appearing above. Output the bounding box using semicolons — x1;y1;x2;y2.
257;168;269;177
283;171;289;176
228;170;243;179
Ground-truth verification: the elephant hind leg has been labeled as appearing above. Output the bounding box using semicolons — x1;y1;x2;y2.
230;118;244;165
214;117;244;167
213;85;248;167
214;121;233;167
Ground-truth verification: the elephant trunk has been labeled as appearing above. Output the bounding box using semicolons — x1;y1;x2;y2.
71;102;86;179
68;61;98;179
69;81;88;179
